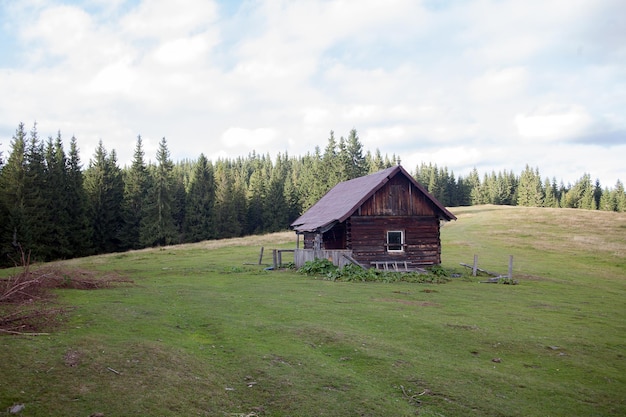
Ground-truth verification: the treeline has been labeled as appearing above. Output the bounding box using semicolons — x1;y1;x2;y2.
414;163;626;211
0;123;624;265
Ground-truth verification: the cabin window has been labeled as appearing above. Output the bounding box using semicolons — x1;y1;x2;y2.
387;230;404;252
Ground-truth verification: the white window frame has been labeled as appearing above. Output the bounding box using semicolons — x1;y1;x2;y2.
386;230;405;253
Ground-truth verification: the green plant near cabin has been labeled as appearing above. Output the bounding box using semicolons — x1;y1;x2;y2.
297;258;338;276
299;260;452;283
427;264;449;277
497;276;518;285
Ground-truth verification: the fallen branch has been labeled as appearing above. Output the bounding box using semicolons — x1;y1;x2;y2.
0;328;50;336
107;367;121;375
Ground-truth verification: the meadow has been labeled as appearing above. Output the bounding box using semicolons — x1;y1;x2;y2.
0;205;624;416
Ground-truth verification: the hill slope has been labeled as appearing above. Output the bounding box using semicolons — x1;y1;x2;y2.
0;205;624;416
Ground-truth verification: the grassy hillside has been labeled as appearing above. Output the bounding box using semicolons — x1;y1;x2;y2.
1;205;625;416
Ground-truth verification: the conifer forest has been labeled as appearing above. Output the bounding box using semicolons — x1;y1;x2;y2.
0;122;624;266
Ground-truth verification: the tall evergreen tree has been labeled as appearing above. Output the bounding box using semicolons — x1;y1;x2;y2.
543;177;557;208
263;153;289;232
455;175;472;206
599;186;616;211
593;179;602;210
0;123;27;263
298;148;325;211
141;138;177;246
283;163;302;225
40;133;71;260
22;123;49;260
563;174;594;209
214;161;243;238
121;136;148;249
338;129;367;180
614;180;626;212
246;155;267;234
66;136;92;256
184;154;216;242
84;141;125;254
467;168;483;205
321;131;341;191
171;166;187;242
517;165;544;207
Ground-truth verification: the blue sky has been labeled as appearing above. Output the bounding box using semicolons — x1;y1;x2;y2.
0;0;624;185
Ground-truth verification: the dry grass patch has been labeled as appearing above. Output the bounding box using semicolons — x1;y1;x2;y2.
1;265;133;335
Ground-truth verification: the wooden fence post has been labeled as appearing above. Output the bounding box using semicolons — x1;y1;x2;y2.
258;247;264;265
472;254;478;277
508;255;513;279
272;249;277;269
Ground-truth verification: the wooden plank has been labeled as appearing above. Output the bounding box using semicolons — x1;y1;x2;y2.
342;254;366;269
460;262;499;277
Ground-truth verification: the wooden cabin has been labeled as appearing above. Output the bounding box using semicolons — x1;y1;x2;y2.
290;165;456;270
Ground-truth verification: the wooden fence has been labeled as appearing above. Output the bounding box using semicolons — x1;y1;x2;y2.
294;249;356;268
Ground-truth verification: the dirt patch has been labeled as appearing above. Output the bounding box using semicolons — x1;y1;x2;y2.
445;323;479;331
64;349;82;367
1;265;133;335
374;298;440;307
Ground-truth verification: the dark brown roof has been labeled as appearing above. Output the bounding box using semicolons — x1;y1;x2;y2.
290;165;456;233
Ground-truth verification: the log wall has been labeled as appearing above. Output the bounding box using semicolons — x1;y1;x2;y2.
349;216;441;266
359;174;438;217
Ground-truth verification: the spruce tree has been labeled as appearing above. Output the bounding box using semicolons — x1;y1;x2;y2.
544;177;556;208
369;149;390;173
140;138;177;246
563;174;594;209
121;136;149;249
66;136;92;256
171;166;187;242
517;165;544;207
467;168;482;205
184;154;216;242
338;129;367;180
22;123;49;260
599;186;616;211
263;153;289;233
84;141;124;254
614;180;626;212
593;179;602;210
298;148;325;211
41;133;71;260
214;161;243;238
322;131;341;188
246;155;267;234
0;123;27;264
283;165;302;224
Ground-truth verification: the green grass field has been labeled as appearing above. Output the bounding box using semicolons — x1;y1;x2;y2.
1;205;625;416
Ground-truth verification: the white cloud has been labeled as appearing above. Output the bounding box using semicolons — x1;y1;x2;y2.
403;146;484;173
220;127;278;149
515;105;593;140
120;0;218;40
152;33;216;66
88;59;136;94
22;5;93;57
469;67;529;101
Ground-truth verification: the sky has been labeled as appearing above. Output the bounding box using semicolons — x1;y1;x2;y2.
0;0;624;186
